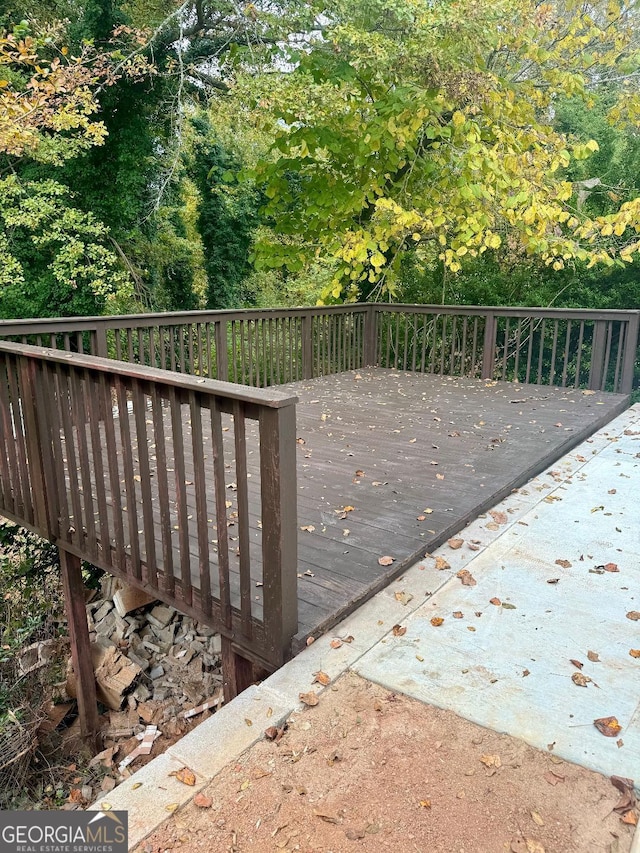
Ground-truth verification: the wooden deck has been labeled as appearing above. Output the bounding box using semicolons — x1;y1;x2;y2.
110;368;627;653
286;369;627;649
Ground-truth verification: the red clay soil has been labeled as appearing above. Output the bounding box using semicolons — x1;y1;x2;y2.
136;672;635;853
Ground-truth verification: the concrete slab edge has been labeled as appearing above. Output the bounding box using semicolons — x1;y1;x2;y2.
89;403;640;851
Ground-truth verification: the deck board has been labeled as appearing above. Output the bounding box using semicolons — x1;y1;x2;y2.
77;369;628;657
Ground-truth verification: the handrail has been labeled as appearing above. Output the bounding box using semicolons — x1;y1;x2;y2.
0;342;298;668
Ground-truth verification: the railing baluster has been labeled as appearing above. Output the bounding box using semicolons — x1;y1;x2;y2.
169;386;191;603
70;369;97;556
115;377;141;578
232;400;252;639
151;384;174;595
84;370;110;567
133;380;158;589
99;373;125;572
210;398;232;631
536;320;546;384
190;392;211;617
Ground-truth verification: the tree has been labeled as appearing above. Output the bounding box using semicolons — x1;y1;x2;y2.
0;22;137;317
249;0;640;302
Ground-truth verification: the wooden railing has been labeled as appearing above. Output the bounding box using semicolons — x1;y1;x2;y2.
0;342;298;670
374;305;639;395
0;303;637;394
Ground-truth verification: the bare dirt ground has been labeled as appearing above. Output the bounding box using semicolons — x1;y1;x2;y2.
136;672;634;853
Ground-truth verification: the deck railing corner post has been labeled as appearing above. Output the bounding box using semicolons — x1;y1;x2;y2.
301;313;313;379
588;319;608;391
363;303;378;367
481;311;497;380
259;402;298;666
620;312;639;395
214;320;229;382
93;322;108;360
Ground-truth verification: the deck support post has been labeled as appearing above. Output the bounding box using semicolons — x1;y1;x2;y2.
301;314;313;379
221;637;255;702
59;548;100;748
589;320;607;390
214;320;229;381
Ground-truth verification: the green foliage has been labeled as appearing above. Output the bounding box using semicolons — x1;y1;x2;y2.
250;0;640;302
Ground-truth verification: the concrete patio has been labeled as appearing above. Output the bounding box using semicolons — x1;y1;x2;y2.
91;403;640;850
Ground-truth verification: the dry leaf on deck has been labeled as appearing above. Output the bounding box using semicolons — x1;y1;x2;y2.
448;537;463;550
627;611;640;621
313;671;331;686
480;754;502;768
194;793;212;808
621;811;638;826
430;617;444;627
453;611;463;619
392;624;407;637
603;562;619;572
394;591;413;606
594;716;622;737
330;638;343;649
299;691;319;707
555;559;571;569
571;672;591;687
300;525;315;533
378;555;394;566
436;473;445;480
490;597;501;606
435;556;451;571
570;659;583;669
587;650;600;662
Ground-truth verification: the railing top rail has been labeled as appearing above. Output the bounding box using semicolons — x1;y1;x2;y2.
0;342;298;409
374;303;640;321
0;303;638;337
0;303;371;334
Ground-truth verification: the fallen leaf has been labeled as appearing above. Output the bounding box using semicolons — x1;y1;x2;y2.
531;811;544;826
300;525;316;532
587;650;600;662
175;767;196;786
480;754;502;768
435;556;451;571
343;505;355;513
594;716;622;737
543;771;565;786
457;569;477;586
555;559;572;569
313;671;331;686
490;597;501;606
570;659;583;669
436;473;445;480
299;691;319;707
378;555;394;566
448;537;463;550
131;783;143;790
422;507;434;514
608;488;617;494
547;578;560;584
330;638;343;649
617;739;624;748
430;617;444;627
626;612;640;621
572;672;591;687
194;793;212;808
392;624;406;637
525;840;546;853
489;510;508;525
355;470;365;478
603;562;619;572
453;611;464;619
420;800;431;809
314;809;339;824
345;828;366;840
264;726;279;740
467;626;476;632
522;669;530;677
630;650;640;659
394;591;413;606
621;811;638;826
486;522;500;530
416;654;424;662
342;635;355;643
306;636;315;646
165;803;179;812
502;602;517;610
